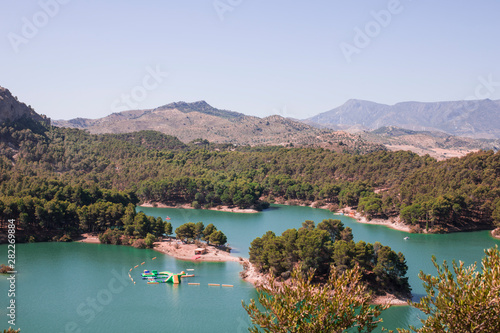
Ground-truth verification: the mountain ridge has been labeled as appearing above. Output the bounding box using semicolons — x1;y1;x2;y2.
307;98;500;139
53;100;382;154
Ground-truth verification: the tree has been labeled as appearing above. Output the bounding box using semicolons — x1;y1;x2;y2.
152;217;165;237
301;220;315;230
194;221;205;240
144;233;156;248
202;223;217;243
340;226;354;242
295;227;333;276
317;218;344;241
133;212;149;237
399;245;500;333
332;240;355;272
242;265;386;333
209;230;227;246
175;222;195;242
164;222;173;237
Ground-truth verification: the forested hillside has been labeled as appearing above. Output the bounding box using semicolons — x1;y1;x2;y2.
1;116;499;240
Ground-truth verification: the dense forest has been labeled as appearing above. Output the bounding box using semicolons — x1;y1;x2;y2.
248;219;410;297
0;117;499;241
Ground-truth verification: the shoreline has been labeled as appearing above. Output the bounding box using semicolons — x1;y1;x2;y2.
75;233;100;243
139;201;259;214
140;200;498;237
270;198;413;234
337;207;412;233
491;228;500;240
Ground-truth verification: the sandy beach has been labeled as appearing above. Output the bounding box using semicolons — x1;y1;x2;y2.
153;239;244;262
76;233;101;244
140;202;259;214
337;207;412;233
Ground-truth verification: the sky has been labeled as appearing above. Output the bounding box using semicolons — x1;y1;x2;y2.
1;0;500;120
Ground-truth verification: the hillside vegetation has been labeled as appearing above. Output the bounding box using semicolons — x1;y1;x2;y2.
1;115;500;238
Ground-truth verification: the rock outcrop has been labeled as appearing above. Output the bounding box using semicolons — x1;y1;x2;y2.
0;87;49;125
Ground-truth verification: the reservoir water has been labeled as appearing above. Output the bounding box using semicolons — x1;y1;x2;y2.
1;204;499;332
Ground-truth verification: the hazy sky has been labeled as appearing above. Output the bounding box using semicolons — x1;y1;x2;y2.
1;0;500;120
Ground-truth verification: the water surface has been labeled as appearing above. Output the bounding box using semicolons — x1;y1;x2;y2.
1;204;498;332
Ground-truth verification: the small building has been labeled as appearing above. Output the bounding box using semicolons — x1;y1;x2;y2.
194;248;207;255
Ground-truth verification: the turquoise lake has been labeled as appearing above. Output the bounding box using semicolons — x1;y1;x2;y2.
1;204;499;332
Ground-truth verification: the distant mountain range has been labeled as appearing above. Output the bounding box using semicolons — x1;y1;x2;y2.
52;100;382;154
1;84;498;159
307;99;500;139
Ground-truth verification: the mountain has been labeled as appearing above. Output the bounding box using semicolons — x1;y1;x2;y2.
360;126;500;160
53;101;383;153
307;99;500;139
0;87;49;125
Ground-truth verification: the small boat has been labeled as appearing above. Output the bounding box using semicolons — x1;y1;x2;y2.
404;236;410;240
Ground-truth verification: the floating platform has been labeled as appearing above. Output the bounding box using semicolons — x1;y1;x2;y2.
141;269;186;284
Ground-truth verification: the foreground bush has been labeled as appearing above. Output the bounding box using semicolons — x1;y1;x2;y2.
242;265;386;333
399;245;500;333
